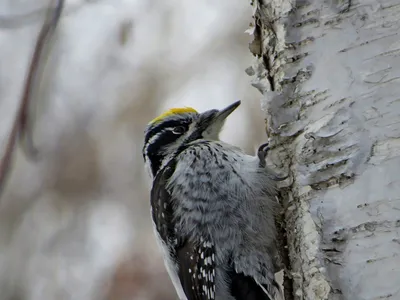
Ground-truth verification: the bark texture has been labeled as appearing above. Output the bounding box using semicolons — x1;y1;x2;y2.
248;0;400;299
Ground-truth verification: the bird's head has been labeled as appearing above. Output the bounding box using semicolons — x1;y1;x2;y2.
143;100;241;177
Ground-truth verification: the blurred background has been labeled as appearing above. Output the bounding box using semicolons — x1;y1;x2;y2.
0;0;266;299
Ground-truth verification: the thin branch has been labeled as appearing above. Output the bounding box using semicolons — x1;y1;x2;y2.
19;0;65;158
0;0;65;199
0;0;99;29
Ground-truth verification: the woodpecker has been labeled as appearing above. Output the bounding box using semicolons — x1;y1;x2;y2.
142;100;284;300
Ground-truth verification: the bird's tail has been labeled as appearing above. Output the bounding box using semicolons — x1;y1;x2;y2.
257;279;285;300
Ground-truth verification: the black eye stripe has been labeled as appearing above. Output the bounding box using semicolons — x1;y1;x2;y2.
143;113;198;176
172;126;186;134
145;120;190;144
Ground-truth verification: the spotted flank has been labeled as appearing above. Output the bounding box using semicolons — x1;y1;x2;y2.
150;107;198;125
177;238;216;300
195;239;216;299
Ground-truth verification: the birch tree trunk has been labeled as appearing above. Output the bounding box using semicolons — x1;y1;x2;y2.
247;1;400;299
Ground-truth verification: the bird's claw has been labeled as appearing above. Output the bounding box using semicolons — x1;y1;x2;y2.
257;142;270;168
258;142;289;181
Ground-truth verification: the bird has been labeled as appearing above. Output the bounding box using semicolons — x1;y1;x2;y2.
142;100;285;300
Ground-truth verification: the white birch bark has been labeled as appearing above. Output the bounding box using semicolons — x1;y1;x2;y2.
247;1;400;299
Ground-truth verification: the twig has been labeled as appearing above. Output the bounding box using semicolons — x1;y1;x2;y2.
0;0;65;199
0;0;98;29
19;0;65;158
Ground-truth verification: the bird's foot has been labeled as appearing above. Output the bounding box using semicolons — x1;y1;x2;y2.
258;142;289;181
257;142;270;168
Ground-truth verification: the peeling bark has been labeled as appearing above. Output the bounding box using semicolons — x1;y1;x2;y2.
248;0;400;299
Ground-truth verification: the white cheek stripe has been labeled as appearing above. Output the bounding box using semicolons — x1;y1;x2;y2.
144;129;173;176
144;131;165;157
144;127;180;160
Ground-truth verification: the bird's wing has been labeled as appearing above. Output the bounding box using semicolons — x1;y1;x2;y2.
151;164;216;300
176;239;216;300
151;164;176;250
151;164;187;299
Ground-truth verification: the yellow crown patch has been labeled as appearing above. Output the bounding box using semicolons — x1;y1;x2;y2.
150;107;198;124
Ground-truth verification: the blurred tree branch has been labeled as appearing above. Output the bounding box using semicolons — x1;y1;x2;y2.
0;0;64;198
0;0;101;29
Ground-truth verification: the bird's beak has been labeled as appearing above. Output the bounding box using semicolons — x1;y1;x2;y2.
201;100;241;139
214;100;241;123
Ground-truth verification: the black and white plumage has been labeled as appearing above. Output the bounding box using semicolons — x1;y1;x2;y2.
143;101;284;300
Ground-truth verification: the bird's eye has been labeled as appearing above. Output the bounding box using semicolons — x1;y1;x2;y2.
172;126;186;135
